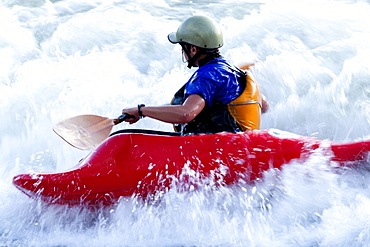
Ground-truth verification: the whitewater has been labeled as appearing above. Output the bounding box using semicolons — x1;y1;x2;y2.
1;0;370;246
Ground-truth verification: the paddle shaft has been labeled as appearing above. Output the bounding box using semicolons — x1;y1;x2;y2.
113;114;133;125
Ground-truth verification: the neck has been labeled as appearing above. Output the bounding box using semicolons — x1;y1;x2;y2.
198;54;222;67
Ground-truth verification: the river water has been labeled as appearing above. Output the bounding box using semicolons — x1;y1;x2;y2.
1;0;370;246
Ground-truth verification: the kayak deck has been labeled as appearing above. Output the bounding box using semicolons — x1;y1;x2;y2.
12;129;370;205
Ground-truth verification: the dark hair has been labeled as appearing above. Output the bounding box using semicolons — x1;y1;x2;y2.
180;43;221;68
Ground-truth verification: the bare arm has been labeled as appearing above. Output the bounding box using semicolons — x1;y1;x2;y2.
121;94;206;124
261;94;269;114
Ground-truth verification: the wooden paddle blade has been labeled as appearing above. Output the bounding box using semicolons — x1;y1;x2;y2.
239;63;255;71
53;115;114;150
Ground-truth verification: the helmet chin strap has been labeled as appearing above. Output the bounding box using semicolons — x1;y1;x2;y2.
181;43;203;69
186;52;203;69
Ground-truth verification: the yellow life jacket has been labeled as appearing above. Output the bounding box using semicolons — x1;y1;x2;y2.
227;69;262;131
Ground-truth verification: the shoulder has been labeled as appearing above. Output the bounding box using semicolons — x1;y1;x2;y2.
201;57;230;71
194;58;233;81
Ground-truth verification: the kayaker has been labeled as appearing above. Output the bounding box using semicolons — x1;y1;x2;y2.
121;15;268;135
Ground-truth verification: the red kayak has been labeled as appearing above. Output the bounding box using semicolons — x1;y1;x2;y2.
12;129;370;205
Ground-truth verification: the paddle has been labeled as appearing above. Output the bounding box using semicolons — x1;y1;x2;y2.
53;114;133;150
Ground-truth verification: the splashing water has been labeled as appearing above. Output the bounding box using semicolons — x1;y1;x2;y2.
1;0;370;246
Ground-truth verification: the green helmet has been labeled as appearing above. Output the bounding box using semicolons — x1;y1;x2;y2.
168;15;223;49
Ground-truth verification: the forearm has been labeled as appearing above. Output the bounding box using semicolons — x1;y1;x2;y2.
121;105;197;124
261;94;269;114
141;105;195;123
122;95;206;125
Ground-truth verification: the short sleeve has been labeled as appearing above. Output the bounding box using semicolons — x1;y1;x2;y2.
184;76;218;106
182;58;243;107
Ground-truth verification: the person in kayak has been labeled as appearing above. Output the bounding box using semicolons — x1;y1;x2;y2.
121;15;268;135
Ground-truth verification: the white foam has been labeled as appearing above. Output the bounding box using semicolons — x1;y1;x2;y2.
1;0;370;246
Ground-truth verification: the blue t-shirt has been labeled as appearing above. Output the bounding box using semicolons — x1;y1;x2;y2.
184;57;243;106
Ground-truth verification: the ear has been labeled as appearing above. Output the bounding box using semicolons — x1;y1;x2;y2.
190;45;198;54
